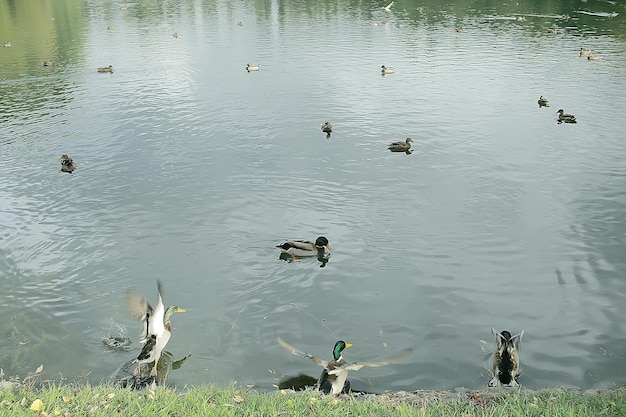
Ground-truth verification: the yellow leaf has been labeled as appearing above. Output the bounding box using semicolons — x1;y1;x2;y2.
40;412;51;417
54;408;61;415
309;397;318;403
35;365;44;374
30;399;44;411
20;397;27;407
107;393;115;399
62;396;72;403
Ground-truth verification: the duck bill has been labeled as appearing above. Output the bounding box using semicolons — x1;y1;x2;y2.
177;308;187;313
345;343;353;349
325;244;332;251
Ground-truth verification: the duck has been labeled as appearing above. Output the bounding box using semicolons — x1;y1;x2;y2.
388;137;413;152
547;28;557;35
59;154;75;173
276;236;331;260
107;26;115;31
455;28;465;33
173;32;179;38
98;65;114;72
579;48;591;57
321;121;333;139
556;109;577;124
587;54;601;61
126;280;186;377
381;65;395;75
488;329;524;387
237;21;244;27
515;16;526;22
3;41;11;48
246;64;260;72
537;96;550;108
277;337;411;397
43;60;54;67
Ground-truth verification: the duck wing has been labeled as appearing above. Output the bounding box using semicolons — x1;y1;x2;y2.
277;337;330;369
277;240;316;251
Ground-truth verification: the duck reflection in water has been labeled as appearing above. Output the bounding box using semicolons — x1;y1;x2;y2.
278;251;331;268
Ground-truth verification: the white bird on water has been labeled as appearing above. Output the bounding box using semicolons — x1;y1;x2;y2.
383;1;395;12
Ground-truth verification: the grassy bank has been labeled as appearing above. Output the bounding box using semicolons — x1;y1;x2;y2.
1;382;625;417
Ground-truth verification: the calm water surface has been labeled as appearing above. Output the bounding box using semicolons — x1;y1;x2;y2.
1;0;626;391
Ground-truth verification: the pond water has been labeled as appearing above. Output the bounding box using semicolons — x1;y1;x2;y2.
1;0;626;392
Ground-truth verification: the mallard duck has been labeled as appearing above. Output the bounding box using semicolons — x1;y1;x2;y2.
381;65;395;75
388;137;413;152
456;28;465;33
556;109;576;124
488;329;524;387
547;28;558;35
107;26;115;31
173;32;179;38
3;41;11;48
587;54;601;61
237;21;244;27
321;121;333;139
579;48;591;57
537;96;550;108
276;236;331;259
60;154;75;173
246;64;260;72
43;60;54;67
126;280;186;377
516;16;526;22
277;337;411;397
98;65;114;73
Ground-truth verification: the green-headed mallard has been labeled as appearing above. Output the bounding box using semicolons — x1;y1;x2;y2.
488;329;524;387
537;96;550;108
43;60;54;67
587;54;601;61
3;41;11;48
381;65;395;75
579;48;591;57
388;137;413;152
60;154;75;173
321;121;333;139
557;109;576;124
276;236;331;260
277;337;411;397
126;280;185;377
98;65;114;73
246;64;260;72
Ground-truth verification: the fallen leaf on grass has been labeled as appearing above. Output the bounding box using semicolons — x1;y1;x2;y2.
30;399;43;411
233;395;245;404
20;397;28;407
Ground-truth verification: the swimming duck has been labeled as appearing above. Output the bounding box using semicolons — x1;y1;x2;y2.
556;109;577;124
246;64;260;72
43;60;54;67
579;48;591;57
277;337;411;397
388;137;413;152
237;21;243;27
456;28;465;33
516;16;526;22
381;65;395;75
173;32;179;38
107;26;115;31
3;41;11;48
537;96;550;108
488;329;524;387
126;280;186;377
276;236;331;260
587;54;601;61
98;65;114;73
321;121;333;139
60;154;75;173
547;28;557;35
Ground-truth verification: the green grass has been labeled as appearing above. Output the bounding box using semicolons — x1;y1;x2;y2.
1;383;625;417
